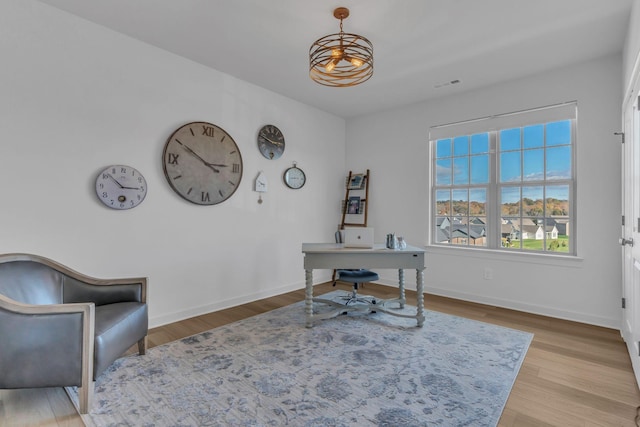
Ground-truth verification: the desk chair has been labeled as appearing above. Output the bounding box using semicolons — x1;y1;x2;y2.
334;231;379;306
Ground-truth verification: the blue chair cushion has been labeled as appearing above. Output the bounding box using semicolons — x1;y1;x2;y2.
337;269;379;283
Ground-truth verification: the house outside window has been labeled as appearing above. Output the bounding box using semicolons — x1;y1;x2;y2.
430;102;576;255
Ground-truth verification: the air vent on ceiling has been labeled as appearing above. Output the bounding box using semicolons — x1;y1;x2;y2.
434;79;461;89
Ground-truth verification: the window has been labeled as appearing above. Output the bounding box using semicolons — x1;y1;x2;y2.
430;103;576;255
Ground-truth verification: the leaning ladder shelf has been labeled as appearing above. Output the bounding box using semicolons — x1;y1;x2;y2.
333;169;370;284
340;169;370;228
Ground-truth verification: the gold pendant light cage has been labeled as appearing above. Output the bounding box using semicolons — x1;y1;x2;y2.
309;7;373;87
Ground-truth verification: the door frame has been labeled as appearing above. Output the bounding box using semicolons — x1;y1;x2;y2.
621;49;640;387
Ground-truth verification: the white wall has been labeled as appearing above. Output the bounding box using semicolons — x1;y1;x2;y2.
624;0;640;95
346;54;623;328
0;1;345;327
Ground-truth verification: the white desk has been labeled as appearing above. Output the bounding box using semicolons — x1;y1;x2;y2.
302;243;426;328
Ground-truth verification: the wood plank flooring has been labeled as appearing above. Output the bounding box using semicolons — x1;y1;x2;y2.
1;282;639;426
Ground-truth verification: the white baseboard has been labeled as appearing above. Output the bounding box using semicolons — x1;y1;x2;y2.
149;272;332;328
153;273;618;331
375;278;620;330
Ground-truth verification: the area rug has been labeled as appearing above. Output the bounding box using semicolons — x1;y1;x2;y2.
69;291;532;427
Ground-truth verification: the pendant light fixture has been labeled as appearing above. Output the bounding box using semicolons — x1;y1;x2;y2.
309;7;373;87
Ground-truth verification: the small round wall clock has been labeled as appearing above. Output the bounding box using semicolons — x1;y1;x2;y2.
283;163;306;189
95;165;147;210
162;121;243;205
257;124;285;160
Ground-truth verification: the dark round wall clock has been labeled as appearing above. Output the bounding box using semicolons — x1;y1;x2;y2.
257;124;285;160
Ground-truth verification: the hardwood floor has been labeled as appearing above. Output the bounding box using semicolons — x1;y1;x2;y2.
1;282;639;426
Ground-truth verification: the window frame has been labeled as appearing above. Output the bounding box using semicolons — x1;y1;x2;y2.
429;103;577;256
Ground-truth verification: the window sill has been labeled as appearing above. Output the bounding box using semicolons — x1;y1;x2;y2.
425;244;584;268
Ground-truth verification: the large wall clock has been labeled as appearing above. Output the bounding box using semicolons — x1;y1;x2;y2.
162;122;243;205
95;164;147;210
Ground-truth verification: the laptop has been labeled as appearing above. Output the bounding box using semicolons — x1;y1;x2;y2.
343;227;375;248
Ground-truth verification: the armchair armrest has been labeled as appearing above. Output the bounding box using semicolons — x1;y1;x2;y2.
0;294;95;412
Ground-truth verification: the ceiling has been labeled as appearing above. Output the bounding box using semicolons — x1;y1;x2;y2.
38;0;633;119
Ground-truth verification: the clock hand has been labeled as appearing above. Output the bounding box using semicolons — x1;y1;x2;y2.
107;174;125;189
108;175;140;190
176;140;220;173
205;163;228;168
261;136;283;147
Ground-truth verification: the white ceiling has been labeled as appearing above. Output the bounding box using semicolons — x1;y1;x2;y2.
38;0;633;118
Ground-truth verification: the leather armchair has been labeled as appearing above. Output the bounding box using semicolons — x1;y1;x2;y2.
0;253;148;414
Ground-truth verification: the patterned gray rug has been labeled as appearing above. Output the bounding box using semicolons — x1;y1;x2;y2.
69;291;532;426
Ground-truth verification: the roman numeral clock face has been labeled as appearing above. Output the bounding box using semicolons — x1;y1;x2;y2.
162;122;243;205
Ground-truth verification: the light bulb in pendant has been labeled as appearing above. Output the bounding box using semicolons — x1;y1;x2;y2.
350;57;363;67
325;58;339;72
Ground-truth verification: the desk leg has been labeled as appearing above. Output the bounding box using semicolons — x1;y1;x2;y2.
305;269;314;328
398;268;406;309
416;267;425;327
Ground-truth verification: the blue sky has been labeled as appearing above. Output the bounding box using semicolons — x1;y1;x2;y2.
435;120;571;206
